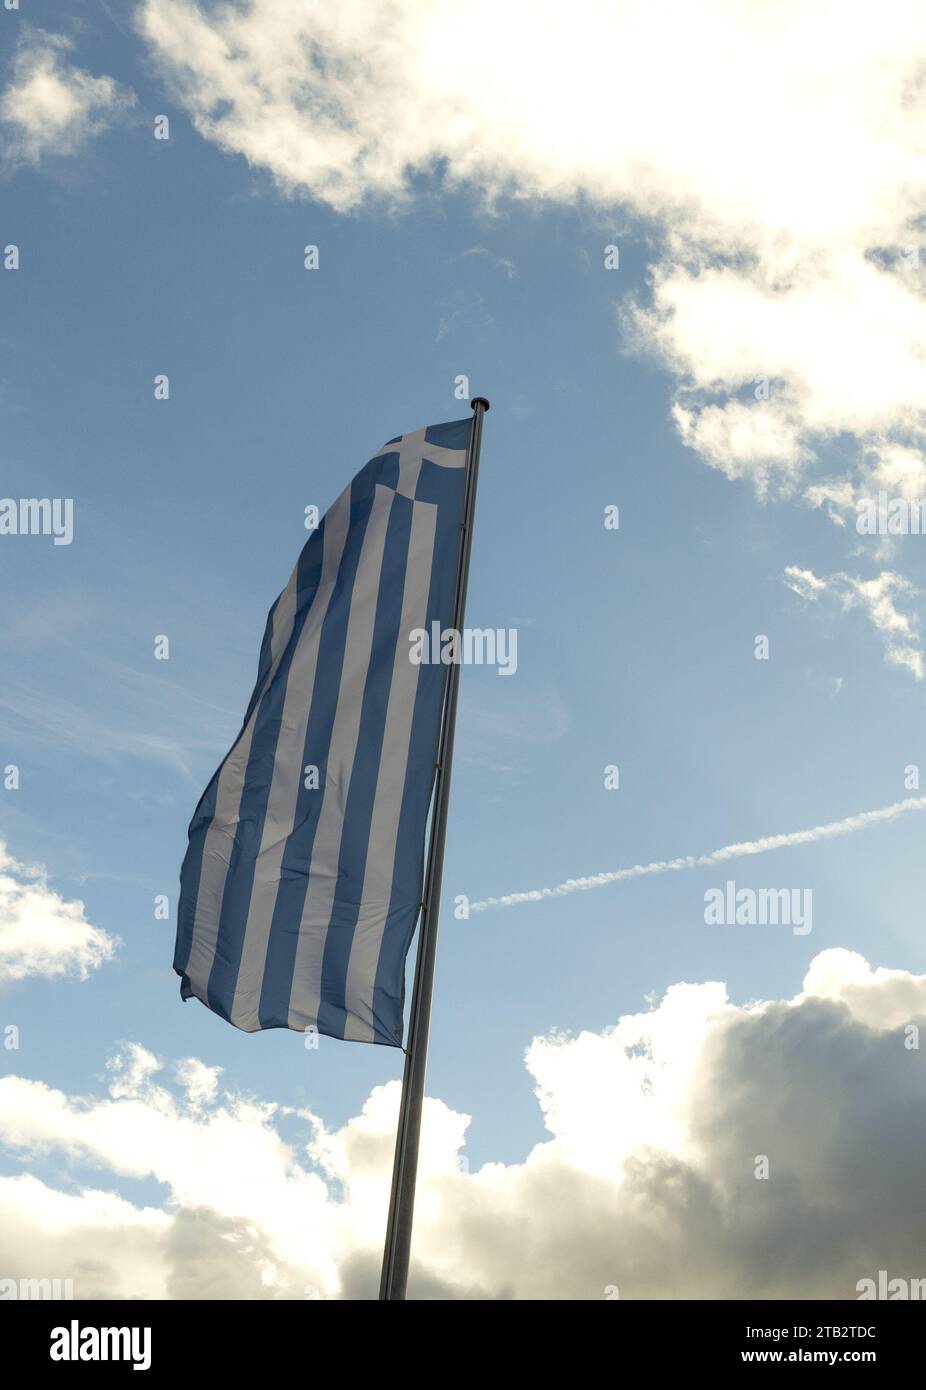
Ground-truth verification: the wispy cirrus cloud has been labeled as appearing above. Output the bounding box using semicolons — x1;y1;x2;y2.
784;565;924;681
470;795;926;912
0;591;240;780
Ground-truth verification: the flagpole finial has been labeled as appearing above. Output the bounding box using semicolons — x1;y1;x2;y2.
470;396;490;412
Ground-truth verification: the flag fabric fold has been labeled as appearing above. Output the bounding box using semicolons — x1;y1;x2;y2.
174;417;472;1046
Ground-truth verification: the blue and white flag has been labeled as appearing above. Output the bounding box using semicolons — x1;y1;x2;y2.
175;417;472;1046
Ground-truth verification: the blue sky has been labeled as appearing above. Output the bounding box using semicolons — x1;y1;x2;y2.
2;2;926;1300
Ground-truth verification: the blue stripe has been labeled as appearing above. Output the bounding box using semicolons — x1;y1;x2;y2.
202;523;327;1021
314;489;413;1039
175;768;220;980
244;591;281;725
425;418;472;452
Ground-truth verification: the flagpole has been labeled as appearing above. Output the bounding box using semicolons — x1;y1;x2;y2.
378;395;490;1301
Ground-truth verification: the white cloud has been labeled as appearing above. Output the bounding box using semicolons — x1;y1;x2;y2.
784;565;925;680
0;948;924;1298
868;443;926;503
0;840;116;983
0;1176;168;1301
137;0;926;505
1;31;133;164
470;794;926;912
174;1056;222;1109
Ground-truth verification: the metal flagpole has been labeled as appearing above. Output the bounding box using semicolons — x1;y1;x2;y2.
378;395;490;1301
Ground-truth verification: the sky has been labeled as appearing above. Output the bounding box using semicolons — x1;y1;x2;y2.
1;0;926;1300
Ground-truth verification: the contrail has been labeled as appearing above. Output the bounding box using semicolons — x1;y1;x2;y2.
468;795;926;912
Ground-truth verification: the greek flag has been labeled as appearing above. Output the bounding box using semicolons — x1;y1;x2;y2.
174;417;472;1046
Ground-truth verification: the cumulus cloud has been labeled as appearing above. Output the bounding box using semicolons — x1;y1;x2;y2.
0;949;924;1298
1;31;133;165
137;1;926;503
0;1176;168;1301
0;840;116;983
784;566;925;680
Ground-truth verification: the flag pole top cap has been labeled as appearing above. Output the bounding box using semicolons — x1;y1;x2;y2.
470;396;490;412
